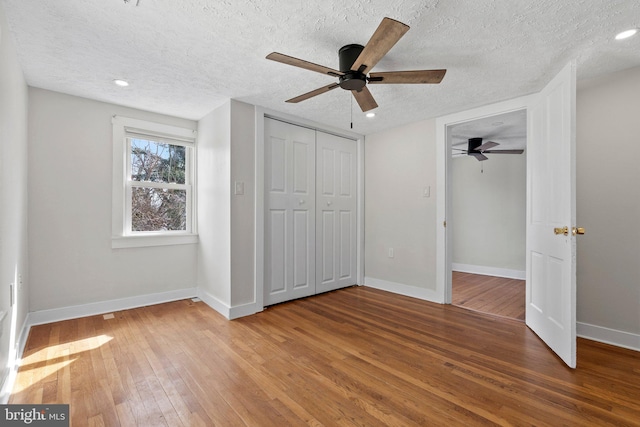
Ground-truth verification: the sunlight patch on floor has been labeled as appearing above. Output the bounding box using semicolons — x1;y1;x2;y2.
12;334;113;393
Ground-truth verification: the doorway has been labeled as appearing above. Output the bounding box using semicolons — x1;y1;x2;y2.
436;62;577;367
448;110;527;320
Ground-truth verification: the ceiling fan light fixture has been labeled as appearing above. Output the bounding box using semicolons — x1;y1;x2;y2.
113;79;129;87
615;28;638;40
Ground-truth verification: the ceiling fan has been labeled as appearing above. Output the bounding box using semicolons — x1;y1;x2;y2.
266;17;446;112
452;137;525;161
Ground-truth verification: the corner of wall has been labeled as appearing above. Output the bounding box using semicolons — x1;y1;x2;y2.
196;103;232;307
0;2;30;403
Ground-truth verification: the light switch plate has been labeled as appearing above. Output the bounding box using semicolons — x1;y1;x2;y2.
234;181;245;195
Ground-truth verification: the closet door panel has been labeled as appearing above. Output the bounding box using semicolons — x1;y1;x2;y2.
264;119;316;305
316;131;357;293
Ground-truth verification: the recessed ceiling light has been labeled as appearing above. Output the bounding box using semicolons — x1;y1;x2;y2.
615;28;638;40
113;79;129;87
366;112;376;118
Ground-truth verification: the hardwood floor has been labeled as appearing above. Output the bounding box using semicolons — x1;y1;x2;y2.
10;287;640;426
452;271;525;321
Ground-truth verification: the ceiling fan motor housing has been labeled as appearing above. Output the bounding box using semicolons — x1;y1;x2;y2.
468;137;483;154
338;44;367;91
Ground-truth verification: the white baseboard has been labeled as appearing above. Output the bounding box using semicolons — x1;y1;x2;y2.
197;288;259;320
364;277;443;304
197;288;231;319
229;302;260;320
577;322;640;352
452;263;526;280
28;287;198;327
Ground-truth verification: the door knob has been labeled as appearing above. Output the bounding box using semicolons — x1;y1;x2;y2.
298;199;305;205
572;227;585;235
327;201;332;206
554;226;569;236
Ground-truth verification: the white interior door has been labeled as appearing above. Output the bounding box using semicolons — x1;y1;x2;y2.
264;118;316;305
316;131;357;293
526;61;577;368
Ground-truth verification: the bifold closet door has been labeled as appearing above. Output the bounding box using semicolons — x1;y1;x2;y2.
316;131;357;293
264;118;316;306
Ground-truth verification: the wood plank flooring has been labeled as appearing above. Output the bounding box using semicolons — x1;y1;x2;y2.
452;271;525;321
10;287;640;426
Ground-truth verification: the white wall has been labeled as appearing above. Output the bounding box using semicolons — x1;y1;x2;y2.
28;88;198;312
576;66;640;338
364;118;438;297
197;102;232;308
229;100;255;308
0;5;29;399
451;154;526;275
197;100;256;316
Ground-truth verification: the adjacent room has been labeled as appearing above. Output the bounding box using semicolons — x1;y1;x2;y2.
1;1;639;425
449;110;527;320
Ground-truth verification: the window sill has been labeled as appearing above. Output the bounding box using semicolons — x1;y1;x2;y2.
112;234;198;249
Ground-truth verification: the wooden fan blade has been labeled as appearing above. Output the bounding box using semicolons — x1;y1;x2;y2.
483;149;525;154
351;87;378;112
266;52;344;77
350;17;410;74
286;83;340;103
368;69;447;84
477;141;499;151
470;153;489;161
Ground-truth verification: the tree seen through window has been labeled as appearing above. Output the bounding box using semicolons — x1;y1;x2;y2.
129;138;188;231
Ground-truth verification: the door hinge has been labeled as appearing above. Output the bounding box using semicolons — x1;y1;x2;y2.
443;220;447;228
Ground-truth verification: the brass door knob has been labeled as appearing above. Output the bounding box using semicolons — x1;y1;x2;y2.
554;226;569;236
572;227;585;235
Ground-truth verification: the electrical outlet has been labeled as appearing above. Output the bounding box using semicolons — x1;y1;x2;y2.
388;248;394;258
423;186;431;198
19;274;23;290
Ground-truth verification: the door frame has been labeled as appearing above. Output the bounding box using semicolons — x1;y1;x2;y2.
435;95;535;304
254;107;365;311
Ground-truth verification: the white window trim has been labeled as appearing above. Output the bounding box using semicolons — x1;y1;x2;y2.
112;116;198;248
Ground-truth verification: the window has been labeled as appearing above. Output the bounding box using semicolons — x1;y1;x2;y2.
112;116;197;248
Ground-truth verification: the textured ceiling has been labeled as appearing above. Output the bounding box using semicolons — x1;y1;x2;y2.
450;109;527;150
1;0;639;135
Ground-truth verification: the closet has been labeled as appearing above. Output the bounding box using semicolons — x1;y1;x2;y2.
264;118;357;305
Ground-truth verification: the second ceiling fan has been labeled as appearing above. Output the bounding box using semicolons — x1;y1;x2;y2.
266;17;446;112
453;138;525;161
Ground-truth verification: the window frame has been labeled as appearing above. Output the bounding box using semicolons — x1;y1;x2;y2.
112;116;198;248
